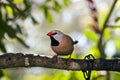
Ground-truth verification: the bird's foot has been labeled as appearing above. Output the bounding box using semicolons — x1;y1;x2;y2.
67;55;71;62
53;55;58;59
67;58;71;62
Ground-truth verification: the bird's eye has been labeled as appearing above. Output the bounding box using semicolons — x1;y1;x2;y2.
52;32;57;35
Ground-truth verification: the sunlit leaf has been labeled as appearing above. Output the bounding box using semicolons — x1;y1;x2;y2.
63;0;70;6
14;0;24;3
98;9;109;30
83;29;99;42
87;45;101;58
61;52;76;59
69;71;84;80
103;28;111;40
45;8;53;23
5;6;13;15
53;71;69;80
114;37;120;52
91;71;99;80
110;72;120;80
96;76;106;80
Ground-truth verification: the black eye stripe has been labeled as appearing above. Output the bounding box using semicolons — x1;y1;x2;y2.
52;32;57;35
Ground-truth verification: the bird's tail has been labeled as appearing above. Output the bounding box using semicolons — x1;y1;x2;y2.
73;40;78;45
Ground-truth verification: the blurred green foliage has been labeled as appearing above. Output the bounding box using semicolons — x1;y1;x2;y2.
115;17;120;22
83;29;99;42
0;0;70;52
86;45;101;58
39;0;70;23
114;37;120;52
110;72;120;80
98;9;109;30
103;28;111;41
37;70;85;80
0;0;31;52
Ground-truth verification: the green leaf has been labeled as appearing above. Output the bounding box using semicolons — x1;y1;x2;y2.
98;9;109;30
91;71;100;80
115;17;120;22
87;45;101;58
103;28;111;41
16;36;29;48
11;6;18;18
45;8;53;23
69;71;84;80
0;28;5;40
0;70;4;78
83;29;99;42
53;71;69;80
16;24;22;34
5;5;13;15
31;16;38;24
39;5;46;11
110;72;120;80
95;76;106;80
40;6;53;23
23;0;31;13
0;9;3;21
0;42;6;53
14;0;24;3
114;37;120;52
3;25;16;38
54;1;62;12
63;0;70;6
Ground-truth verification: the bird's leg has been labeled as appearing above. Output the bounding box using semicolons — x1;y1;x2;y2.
67;55;71;62
53;54;58;59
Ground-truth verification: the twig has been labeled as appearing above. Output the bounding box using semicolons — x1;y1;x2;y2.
106;24;120;28
98;0;118;57
86;0;100;33
0;53;120;71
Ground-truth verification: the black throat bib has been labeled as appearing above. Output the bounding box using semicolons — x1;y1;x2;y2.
50;37;59;46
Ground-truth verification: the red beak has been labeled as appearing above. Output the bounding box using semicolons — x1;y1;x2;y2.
47;32;53;37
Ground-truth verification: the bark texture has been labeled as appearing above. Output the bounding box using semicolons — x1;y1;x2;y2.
0;53;120;72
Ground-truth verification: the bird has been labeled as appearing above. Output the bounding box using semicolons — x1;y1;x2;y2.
47;30;78;61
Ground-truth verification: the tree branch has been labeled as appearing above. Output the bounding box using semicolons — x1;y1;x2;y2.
98;0;118;57
0;53;120;72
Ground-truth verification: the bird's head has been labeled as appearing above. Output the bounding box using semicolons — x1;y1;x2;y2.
47;30;64;42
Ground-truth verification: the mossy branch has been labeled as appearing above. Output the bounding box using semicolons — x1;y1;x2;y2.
0;53;120;72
